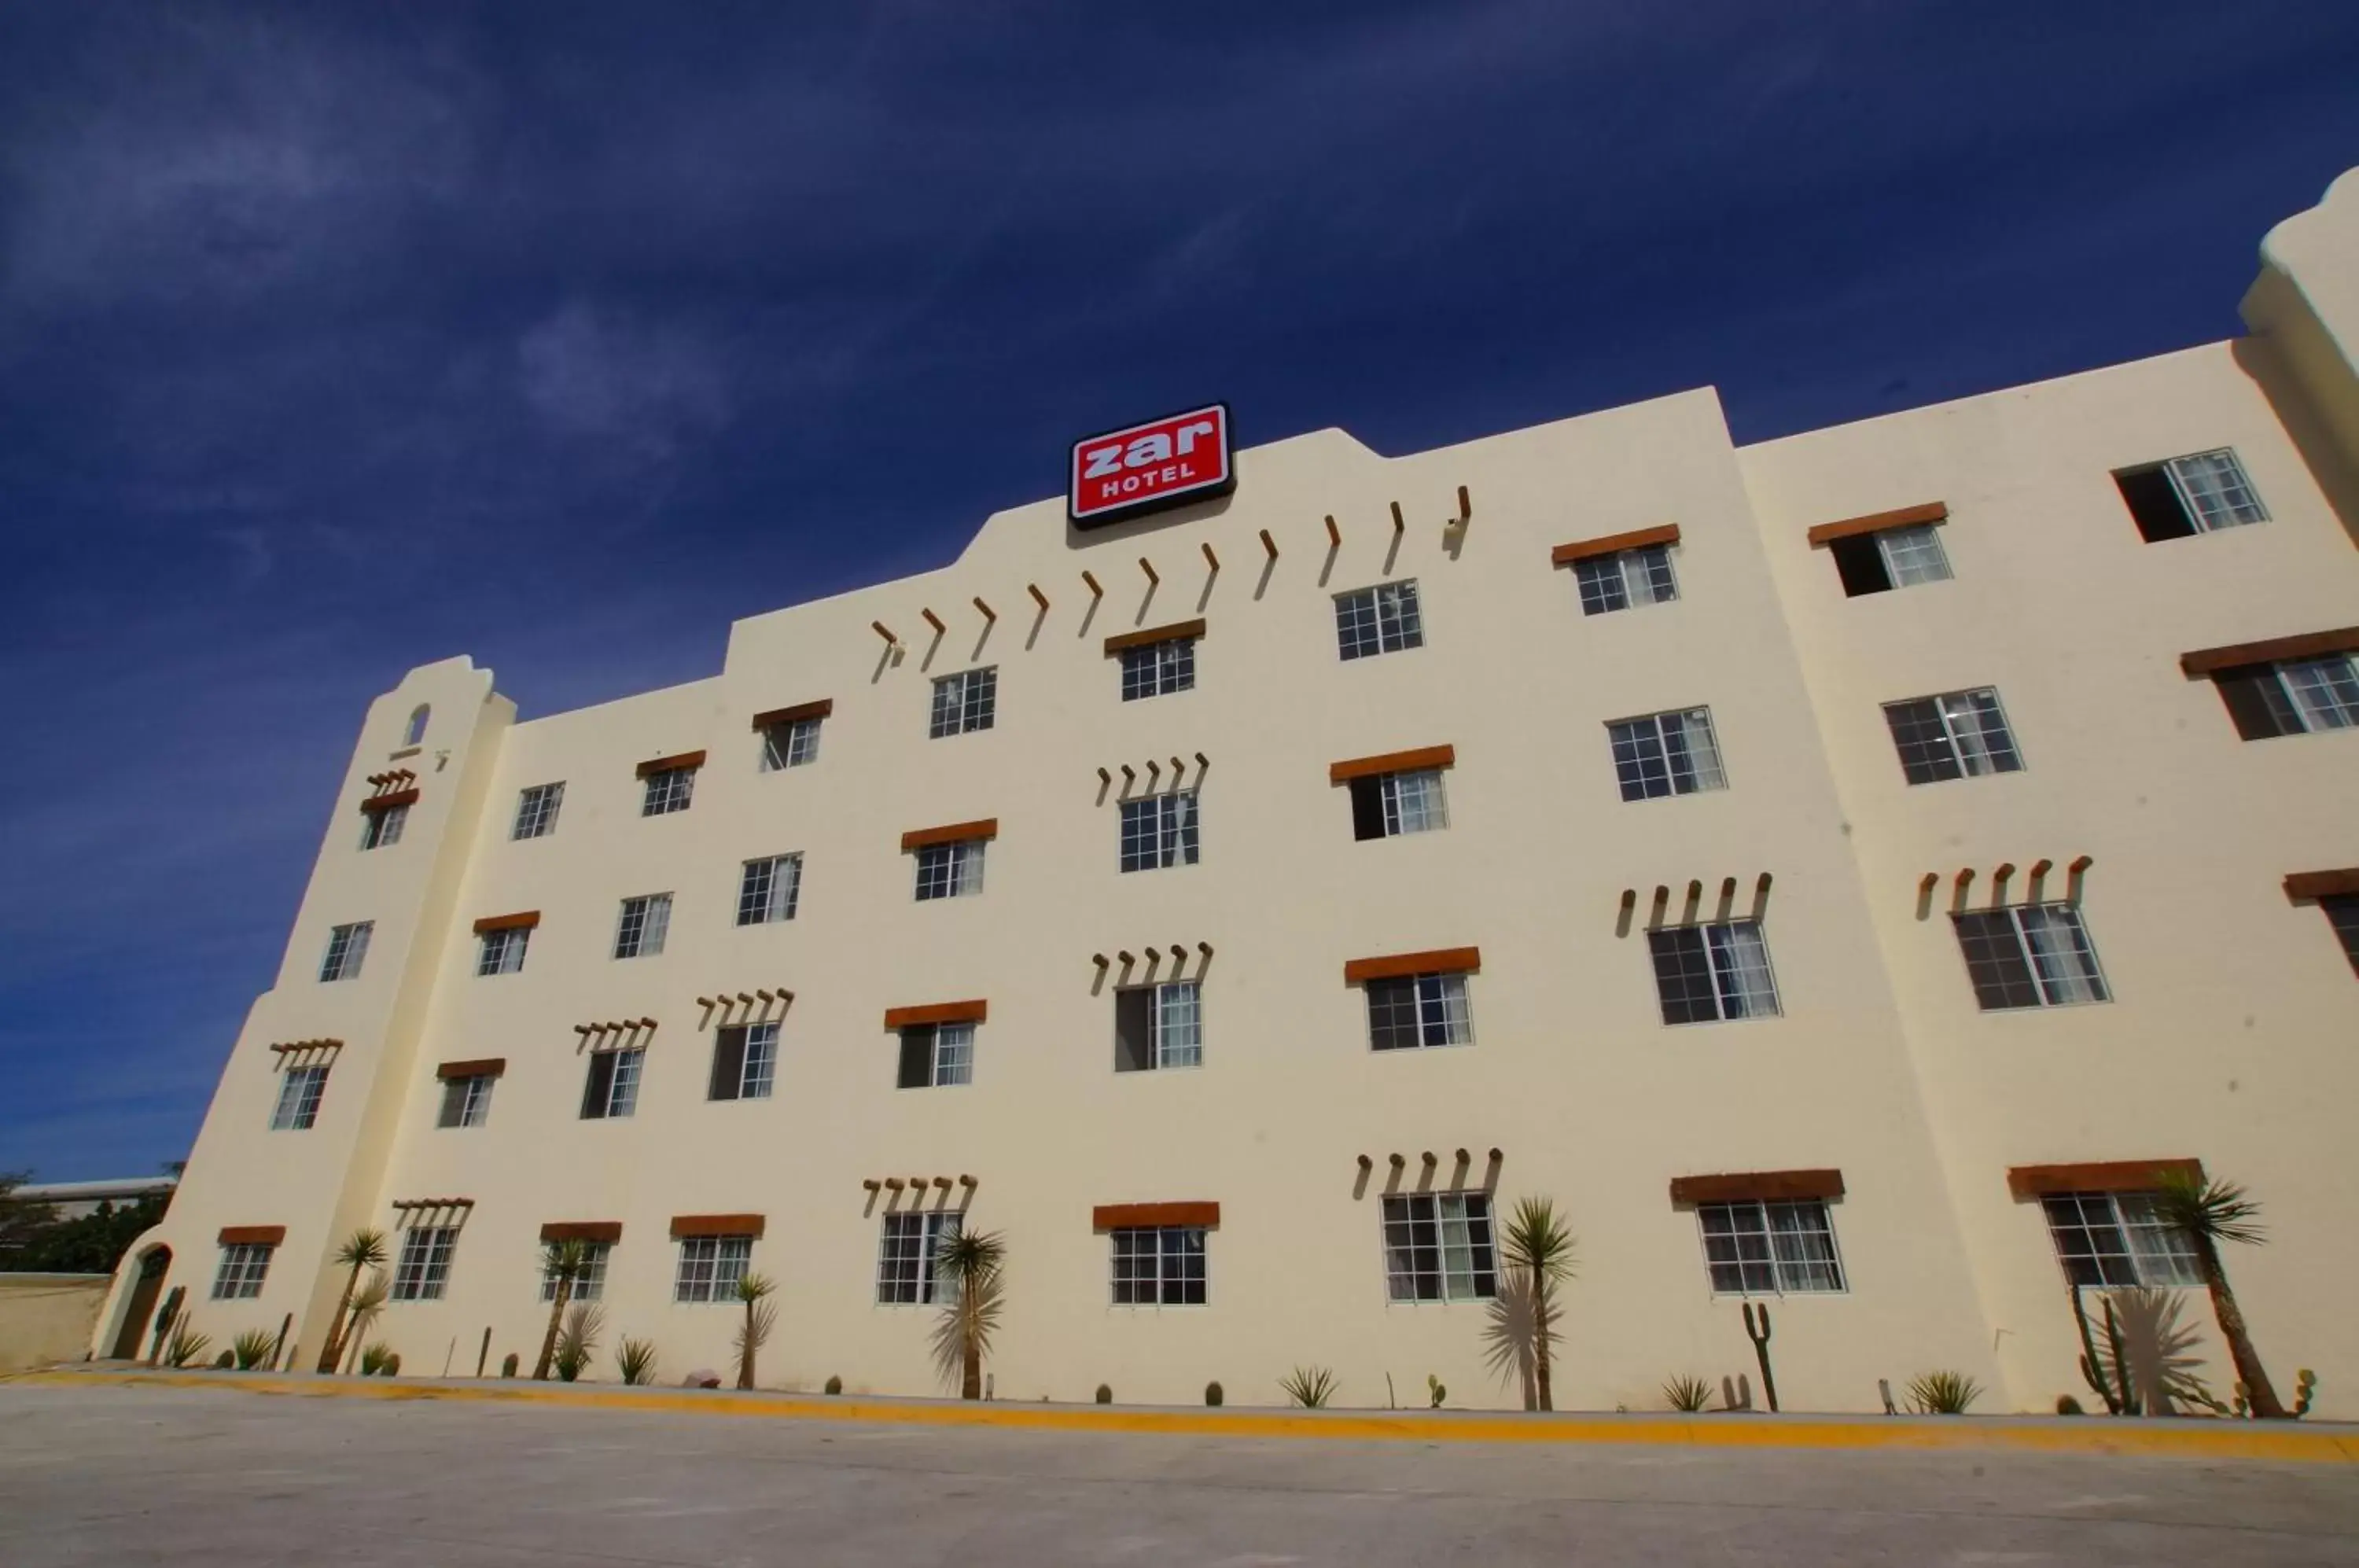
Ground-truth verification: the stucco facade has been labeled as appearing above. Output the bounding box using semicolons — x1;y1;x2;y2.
98;171;2359;1415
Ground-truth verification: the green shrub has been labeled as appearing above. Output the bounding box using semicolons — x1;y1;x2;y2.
1279;1367;1338;1409
1662;1375;1714;1412
1095;1384;1113;1404
616;1338;658;1387
213;1349;235;1369
501;1353;519;1378
2055;1394;2085;1415
1205;1381;1224;1407
1427;1374;1447;1409
231;1329;277;1371
823;1375;843;1396
1905;1371;1982;1415
162;1323;212;1369
359;1343;395;1377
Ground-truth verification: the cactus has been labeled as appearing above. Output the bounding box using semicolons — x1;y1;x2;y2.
2069;1285;2126;1415
1205;1380;1224;1406
2293;1369;2317;1419
2102;1297;2137;1417
1743;1300;1779;1414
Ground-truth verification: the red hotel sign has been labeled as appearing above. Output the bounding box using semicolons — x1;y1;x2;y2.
1068;403;1235;528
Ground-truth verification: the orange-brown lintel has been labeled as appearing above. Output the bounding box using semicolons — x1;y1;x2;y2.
1549;523;1681;566
670;1213;766;1240
2285;868;2359;902
541;1220;624;1244
1329;744;1456;785
1805;502;1949;547
2007;1158;2204;1202
751;699;834;731
436;1058;506;1080
1342;947;1481;985
2180;626;2359;679
635;749;707;778
472;911;540;933
1102;617;1206;657
359;789;419;814
1667;1169;1845;1207
900;819;999;852
883;999;989;1030
218;1225;286;1246
1093;1201;1220;1231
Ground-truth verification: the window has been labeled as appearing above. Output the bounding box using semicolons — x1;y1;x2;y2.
914;839;985;901
1111;1226;1207;1306
359;804;407;851
318;922;372;982
2324;896;2359;977
929;667;997;738
760;716;821;771
436;1074;494;1129
212;1242;274;1301
1349;768;1448;841
2040;1191;2202;1287
1952;904;2109;1009
1121;636;1196;701
1366;973;1473;1051
1119;792;1199;872
1114;981;1202;1072
876;1211;962;1305
896;1022;974;1088
738;854;804;923
674;1235;753;1303
1883;688;2022;783
1574;544;1678;616
708;1022;778;1102
2115;449;2267;542
580;1047;644;1119
477;926;530;976
270;1065;328;1131
613;893;672;959
1648;922;1780;1024
1381;1192;1496;1303
1608;709;1726;801
2210;656;2359;740
402;704;430;747
1695;1200;1846;1294
513;782;565;841
1829;525;1953;596
390;1227;458;1301
642;764;697;816
539;1241;613;1302
1335;580;1424;661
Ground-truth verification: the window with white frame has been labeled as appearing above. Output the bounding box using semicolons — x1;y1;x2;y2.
319;922;372;982
436;1073;495;1129
2040;1191;2203;1287
1574;543;1679;616
1381;1192;1496;1303
580;1047;644;1119
2115;449;2267;542
708;1022;777;1102
1110;1225;1206;1306
876;1210;961;1305
539;1240;613;1302
760;716;822;771
914;839;985;900
212;1242;274;1300
1114;981;1202;1072
1828;525;1954;596
1348;767;1448;840
359;803;407;851
929;667;997;738
738;854;803;924
896;1022;974;1088
390;1226;458;1301
1365;972;1473;1051
1648;921;1780;1024
1335;580;1424;661
674;1235;753;1303
1119;791;1199;872
2210;655;2359;740
1609;709;1726;801
1883;688;2022;783
613;893;672;959
270;1065;328;1130
1952;904;2109;1009
1695;1200;1846;1294
477;926;529;976
513;782;565;840
1121;636;1196;701
641;764;697;816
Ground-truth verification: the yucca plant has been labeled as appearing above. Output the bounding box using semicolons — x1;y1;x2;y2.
616;1338;658;1386
1279;1365;1339;1408
554;1303;604;1382
931;1229;1007;1401
359;1342;396;1376
1905;1370;1982;1415
162;1322;212;1368
533;1239;590;1382
1662;1374;1715;1412
1500;1197;1577;1412
231;1328;277;1371
317;1228;388;1372
734;1273;778;1390
339;1274;390;1375
2152;1171;2286;1419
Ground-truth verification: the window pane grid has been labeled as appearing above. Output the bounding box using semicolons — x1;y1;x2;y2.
932;1021;975;1086
929;668;998;738
391;1227;457;1301
1367;973;1472;1050
641;767;696;816
1874;524;1953;587
760;717;821;771
270;1066;327;1130
438;1073;493;1128
539;1241;613;1302
739;1021;778;1099
1648;922;1779;1023
1121;637;1196;701
1609;709;1724;801
513;783;564;839
1119;792;1200;872
915;840;985;900
212;1242;274;1300
1110;1225;1208;1306
738;854;803;924
360;803;407;851
2276;657;2359;732
673;1235;753;1303
319;922;371;982
2166;450;2267;531
1954;903;2108;1010
1886;688;2021;784
1574;545;1678;616
1336;580;1424;660
2041;1192;2202;1288
1379;768;1448;834
1155;981;1202;1069
477;926;529;976
1696;1201;1845;1294
877;1211;962;1305
613;893;672;959
604;1047;644;1117
1381;1193;1496;1302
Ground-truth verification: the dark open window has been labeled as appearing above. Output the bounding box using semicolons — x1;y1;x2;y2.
2323;895;2359;977
1348;776;1385;841
2116;465;2195;542
1827;534;1893;595
1114;988;1154;1073
709;1028;749;1101
580;1052;617;1119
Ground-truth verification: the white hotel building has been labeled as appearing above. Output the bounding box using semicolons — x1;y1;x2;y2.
98;170;2359;1415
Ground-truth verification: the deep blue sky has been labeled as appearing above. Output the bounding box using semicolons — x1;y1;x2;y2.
2;4;2355;1180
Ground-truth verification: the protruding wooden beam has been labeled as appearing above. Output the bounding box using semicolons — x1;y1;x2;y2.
1488;1147;1503;1165
1389;1154;1406;1170
932;1176;953;1191
1082;570;1102;598
1720;876;1738;902
1202;541;1219;571
1917;873;1939;896
1093;953;1110;970
2029;859;2053;880
1170;755;1185;778
1456;484;1471;521
1756;872;1774;898
1139;557;1158;586
973;596;995;623
1325;514;1341;548
921;607;945;635
885;1178;905;1191
1687;879;1704;903
863;1179;881;1192
1955;868;1976;893
1421;1151;1438;1169
2069;854;2094;874
1197;941;1213;960
1390;501;1405;533
1357;1154;1373;1172
1456;1147;1470;1165
1194;750;1208;771
694;996;714;1008
1121;764;1135;786
756;988;775;1002
778;989;795;1004
1029;583;1049;612
1260;528;1278;561
872;620;898;645
1117;950;1135;965
959;1174;977;1188
734;993;753;1006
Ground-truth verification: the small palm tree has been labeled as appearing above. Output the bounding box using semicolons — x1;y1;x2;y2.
533;1240;589;1381
932;1228;1006;1400
2152;1171;2286;1419
1500;1197;1577;1412
734;1272;778;1390
318;1228;388;1372
339;1274;389;1375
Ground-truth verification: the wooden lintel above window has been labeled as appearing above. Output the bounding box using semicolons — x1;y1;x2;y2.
1092;1201;1220;1231
1805;502;1948;547
218;1225;286;1246
1549;523;1681;566
268;1038;343;1054
436;1058;507;1080
882;999;988;1030
2284;867;2359;902
472;911;540;933
635;750;707;778
359;789;419;814
2179;626;2359;678
1329;744;1456;784
540;1220;624;1244
1342;947;1481;985
751;699;833;731
669;1213;765;1239
900;819;999;852
2006;1158;2204;1202
1102;617;1206;657
1667;1169;1845;1207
